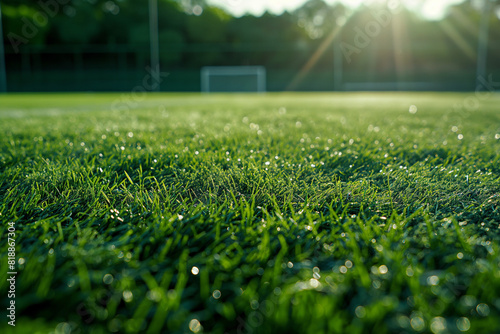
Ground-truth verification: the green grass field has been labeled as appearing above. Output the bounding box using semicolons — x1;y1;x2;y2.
1;92;499;334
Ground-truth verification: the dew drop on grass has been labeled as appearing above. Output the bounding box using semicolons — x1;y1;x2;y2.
430;317;447;333
191;267;199;275
122;290;133;302
456;317;471;332
355;306;366;318
460;295;477;308
427;275;440;286
397;315;410;328
476;303;490;316
250;300;259;310
103;274;114;284
410;315;425;331
309;278;320;288
147;290;161;302
378;265;388;274
212;290;221;299
189;319;202;333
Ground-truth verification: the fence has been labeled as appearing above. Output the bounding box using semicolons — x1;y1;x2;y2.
4;43;500;92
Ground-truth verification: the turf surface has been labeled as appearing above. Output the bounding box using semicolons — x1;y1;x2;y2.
1;92;499;334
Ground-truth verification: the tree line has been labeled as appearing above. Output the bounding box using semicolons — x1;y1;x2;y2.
2;0;499;89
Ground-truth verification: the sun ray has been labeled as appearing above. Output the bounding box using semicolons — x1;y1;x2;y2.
286;24;344;91
438;20;477;62
448;6;480;37
285;8;358;91
391;9;413;89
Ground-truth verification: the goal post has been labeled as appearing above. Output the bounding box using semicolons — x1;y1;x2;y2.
201;66;266;93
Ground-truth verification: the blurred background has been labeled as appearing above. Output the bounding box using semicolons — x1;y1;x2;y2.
0;0;499;93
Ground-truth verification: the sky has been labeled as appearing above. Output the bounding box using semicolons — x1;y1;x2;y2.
206;0;468;20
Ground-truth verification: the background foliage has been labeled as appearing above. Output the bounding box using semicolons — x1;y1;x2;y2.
2;0;500;91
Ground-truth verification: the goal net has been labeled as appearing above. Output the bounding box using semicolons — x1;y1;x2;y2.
201;66;266;93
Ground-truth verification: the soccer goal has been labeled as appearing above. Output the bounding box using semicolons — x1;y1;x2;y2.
201;66;266;93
